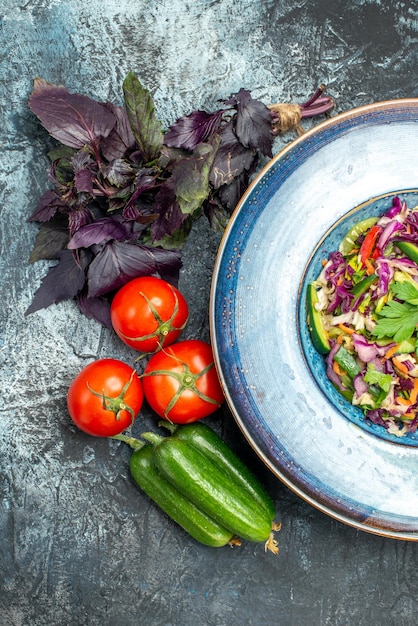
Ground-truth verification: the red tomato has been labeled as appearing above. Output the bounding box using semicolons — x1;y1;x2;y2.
110;276;189;353
142;340;224;423
67;359;144;437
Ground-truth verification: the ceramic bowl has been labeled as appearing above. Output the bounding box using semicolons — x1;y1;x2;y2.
210;100;418;539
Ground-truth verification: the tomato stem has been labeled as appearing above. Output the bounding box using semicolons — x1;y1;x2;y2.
141;361;221;419
119;286;188;351
86;370;138;422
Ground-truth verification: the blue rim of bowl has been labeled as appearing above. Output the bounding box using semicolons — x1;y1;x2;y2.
298;189;418;448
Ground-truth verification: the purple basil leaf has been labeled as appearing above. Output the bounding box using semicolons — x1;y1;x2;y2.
68;206;93;237
158;144;190;171
204;198;230;232
122;203;158;225
101;102;136;161
122;167;157;216
108;195;134;213
152;216;192;250
74;168;94;194
87;240;181;297
122;72;163;163
76;291;112;328
171;141;217;216
100;159;135;187
164;109;224;150
47;145;77;162
134;244;181;282
28;189;68;222
150;218;187;246
25;249;88;315
68;217;129;249
150;177;188;241
210;120;256;189
29;78;116;150
72;150;95;193
49;157;75;187
72;149;93;170
218;169;253;212
28;214;69;262
224;88;273;157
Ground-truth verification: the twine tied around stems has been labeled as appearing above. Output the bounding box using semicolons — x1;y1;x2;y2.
268;84;334;136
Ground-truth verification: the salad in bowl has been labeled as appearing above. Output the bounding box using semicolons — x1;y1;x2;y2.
308;196;418;437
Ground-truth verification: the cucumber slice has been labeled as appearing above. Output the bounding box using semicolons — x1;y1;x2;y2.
351;273;377;298
334;346;361;378
339;217;379;256
307;283;330;355
396;240;418;264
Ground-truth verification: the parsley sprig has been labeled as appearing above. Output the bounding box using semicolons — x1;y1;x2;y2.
363;364;392;393
372;280;418;343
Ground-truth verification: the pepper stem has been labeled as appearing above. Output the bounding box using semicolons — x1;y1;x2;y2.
141;431;165;445
109;433;144;450
158;420;178;434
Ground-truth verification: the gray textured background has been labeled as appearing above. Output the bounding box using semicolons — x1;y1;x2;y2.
2;1;418;625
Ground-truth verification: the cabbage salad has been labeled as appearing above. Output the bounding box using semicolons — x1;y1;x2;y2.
310;196;418;437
